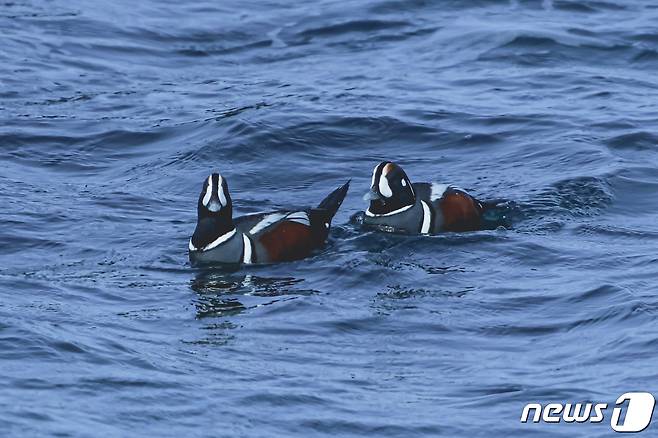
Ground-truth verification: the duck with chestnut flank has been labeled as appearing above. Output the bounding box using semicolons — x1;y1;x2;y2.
189;173;350;265
356;161;507;234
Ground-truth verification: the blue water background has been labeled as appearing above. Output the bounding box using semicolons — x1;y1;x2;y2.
2;0;658;436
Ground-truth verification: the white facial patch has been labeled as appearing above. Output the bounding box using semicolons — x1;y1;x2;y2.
370;164;379;189
202;175;213;206
379;174;393;198
217;174;226;207
401;179;407;187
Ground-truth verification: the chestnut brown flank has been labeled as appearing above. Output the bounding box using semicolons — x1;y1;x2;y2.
440;192;481;232
259;221;315;262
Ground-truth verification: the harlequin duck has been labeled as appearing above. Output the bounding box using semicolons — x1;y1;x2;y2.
189;173;350;265
356;161;504;234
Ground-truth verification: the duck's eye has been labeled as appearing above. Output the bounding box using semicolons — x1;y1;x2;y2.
401;179;407;187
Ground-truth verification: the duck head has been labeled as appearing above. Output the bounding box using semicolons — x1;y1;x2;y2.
364;161;415;216
190;172;235;251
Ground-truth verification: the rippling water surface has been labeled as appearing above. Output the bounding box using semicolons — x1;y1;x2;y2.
2;0;658;436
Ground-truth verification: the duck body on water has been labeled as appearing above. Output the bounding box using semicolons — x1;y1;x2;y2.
189;173;350;266
190;162;511;266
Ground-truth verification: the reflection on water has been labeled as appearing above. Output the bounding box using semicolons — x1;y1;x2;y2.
4;0;658;435
181;321;239;346
372;284;475;315
190;270;318;318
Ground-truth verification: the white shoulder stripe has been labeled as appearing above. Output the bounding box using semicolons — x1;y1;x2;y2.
285;211;310;226
430;183;449;201
249;213;286;234
242;233;252;264
249;211;311;234
420;201;431;234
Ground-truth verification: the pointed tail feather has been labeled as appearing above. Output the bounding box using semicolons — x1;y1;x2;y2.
309;180;350;245
316;180;350;220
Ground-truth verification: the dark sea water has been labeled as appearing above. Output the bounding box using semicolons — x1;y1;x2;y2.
2;0;658;436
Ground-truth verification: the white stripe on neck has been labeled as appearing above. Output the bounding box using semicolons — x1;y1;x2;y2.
365;204;413;217
242;233;253;264
205;228;236;251
420;200;431;234
189;228;237;252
